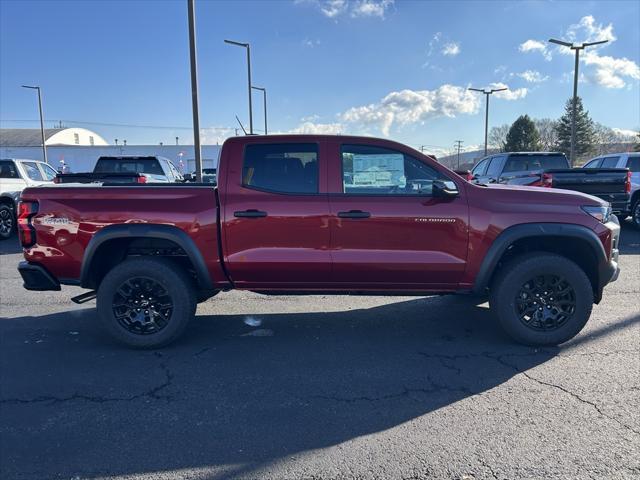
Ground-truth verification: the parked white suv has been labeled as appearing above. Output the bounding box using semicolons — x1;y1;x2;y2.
0;158;57;240
584;152;640;228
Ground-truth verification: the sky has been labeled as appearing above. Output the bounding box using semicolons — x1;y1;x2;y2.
0;0;639;156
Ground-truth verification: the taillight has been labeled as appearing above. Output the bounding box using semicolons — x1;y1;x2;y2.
542;172;553;188
626;171;632;194
18;201;38;247
137;175;147;184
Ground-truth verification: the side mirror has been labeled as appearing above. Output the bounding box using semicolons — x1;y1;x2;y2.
433;179;459;198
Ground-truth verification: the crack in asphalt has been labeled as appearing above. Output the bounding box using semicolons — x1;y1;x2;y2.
0;352;174;406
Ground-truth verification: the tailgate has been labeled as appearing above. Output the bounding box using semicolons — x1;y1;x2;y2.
546;168;629;195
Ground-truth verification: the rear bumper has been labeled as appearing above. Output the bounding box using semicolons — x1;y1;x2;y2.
18;261;61;291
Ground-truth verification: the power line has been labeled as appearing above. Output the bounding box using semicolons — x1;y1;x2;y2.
0;118;234;131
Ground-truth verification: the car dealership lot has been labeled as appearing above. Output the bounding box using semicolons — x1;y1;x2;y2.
1;227;638;480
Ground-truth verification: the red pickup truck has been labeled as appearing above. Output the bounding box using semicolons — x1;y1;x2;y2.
17;135;620;348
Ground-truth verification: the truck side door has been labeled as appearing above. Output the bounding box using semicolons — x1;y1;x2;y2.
327;141;469;289
221;140;331;288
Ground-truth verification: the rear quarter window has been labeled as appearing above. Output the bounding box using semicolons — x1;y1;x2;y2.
0;160;20;179
625;156;640;172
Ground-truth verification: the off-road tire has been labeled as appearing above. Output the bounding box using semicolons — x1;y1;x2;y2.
0;204;15;240
97;257;196;348
631;197;640;229
489;253;593;346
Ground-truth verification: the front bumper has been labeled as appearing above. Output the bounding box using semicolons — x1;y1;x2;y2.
600;217;620;288
18;261;61;291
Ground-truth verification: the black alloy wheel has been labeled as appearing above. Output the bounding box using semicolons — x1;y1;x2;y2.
515;274;576;332
112;277;173;335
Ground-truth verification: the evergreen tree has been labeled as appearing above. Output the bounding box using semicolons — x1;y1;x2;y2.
554;97;595;161
504;115;541;152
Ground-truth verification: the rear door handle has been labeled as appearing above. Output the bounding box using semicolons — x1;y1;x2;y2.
234;209;268;218
338;210;371;219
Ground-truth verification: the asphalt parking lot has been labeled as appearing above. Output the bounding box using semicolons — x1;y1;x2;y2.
1;225;638;480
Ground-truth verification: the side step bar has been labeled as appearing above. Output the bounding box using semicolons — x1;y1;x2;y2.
71;291;97;304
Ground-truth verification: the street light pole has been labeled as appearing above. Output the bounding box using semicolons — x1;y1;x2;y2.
468;87;508;156
549;38;608;166
187;0;203;182
225;39;253;134
21;85;48;165
251;86;267;134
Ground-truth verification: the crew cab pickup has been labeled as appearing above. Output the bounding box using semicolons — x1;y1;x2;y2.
17;135;620;348
470;152;630;214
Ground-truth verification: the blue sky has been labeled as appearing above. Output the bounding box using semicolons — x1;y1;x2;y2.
1;0;638;155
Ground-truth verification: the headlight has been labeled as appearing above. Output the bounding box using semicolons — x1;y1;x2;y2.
581;205;612;223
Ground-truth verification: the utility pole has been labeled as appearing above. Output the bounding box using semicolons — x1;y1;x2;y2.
468;87;508;156
225;39;253;134
21;85;48;165
548;38;608;166
251;86;267;134
454;140;464;169
188;0;203;182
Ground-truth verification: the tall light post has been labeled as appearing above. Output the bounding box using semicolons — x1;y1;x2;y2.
468;87;508;157
224;39;253;134
251;86;267;134
21;85;48;165
187;0;203;182
549;38;608;165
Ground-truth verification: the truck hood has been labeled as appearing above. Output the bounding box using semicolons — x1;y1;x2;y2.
481;183;608;207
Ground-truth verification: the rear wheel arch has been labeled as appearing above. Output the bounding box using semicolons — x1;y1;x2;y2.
474;223;606;299
80;224;214;295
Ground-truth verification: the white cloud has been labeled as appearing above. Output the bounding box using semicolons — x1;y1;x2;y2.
290;121;343;134
488;82;528;100
566;15;616;44
516;70;549;83
519;39;552;61
351;0;393;18
582;51;640;89
302;38;321;48
201;127;236;145
442;42;460;56
298;0;392;19
341;85;481;136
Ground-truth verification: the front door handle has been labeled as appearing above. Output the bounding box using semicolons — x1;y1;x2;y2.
234;209;268;218
338;210;371;219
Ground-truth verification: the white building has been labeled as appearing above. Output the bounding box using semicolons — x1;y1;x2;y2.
0;127;108;147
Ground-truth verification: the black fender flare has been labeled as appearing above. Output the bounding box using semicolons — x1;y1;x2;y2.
472;222;608;294
80;223;214;290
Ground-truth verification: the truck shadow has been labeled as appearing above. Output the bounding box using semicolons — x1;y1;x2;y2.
0;234;21;255
1;294;569;479
618;219;640;255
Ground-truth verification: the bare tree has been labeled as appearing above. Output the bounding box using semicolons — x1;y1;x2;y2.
488;124;509;152
534;118;558;151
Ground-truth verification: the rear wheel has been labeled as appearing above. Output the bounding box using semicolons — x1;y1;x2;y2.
0;204;15;240
490;253;593;346
97;257;196;348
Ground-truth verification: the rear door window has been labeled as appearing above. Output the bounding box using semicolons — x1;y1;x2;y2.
486;156;505;176
626;156;640;172
22;162;44;181
243;143;318;194
0;160;19;178
600;156;620;168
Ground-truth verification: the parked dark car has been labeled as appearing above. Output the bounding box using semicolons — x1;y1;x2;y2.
470;152;630;214
57;156;184;184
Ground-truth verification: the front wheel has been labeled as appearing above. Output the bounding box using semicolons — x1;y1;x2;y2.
490;253;594;346
97;257;196;348
0;204;15;240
